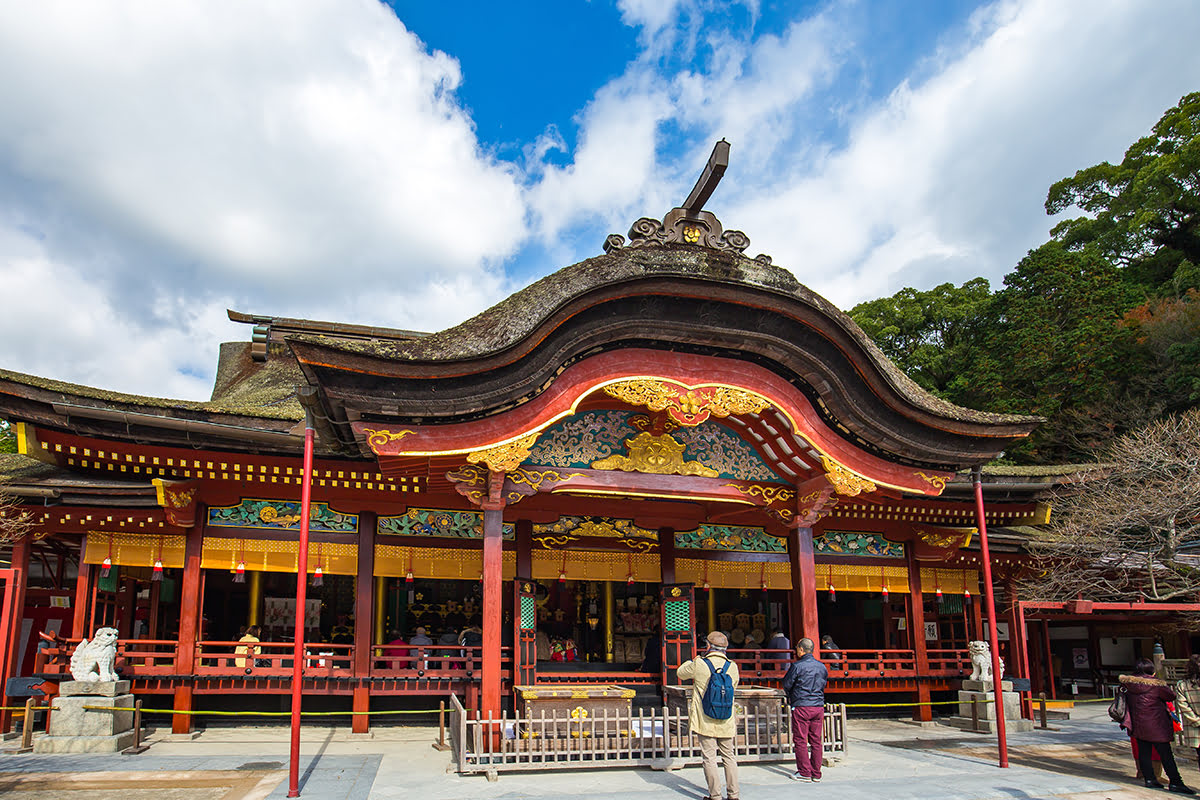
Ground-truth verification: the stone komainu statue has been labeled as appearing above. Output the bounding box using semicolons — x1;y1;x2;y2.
70;627;120;682
968;639;1005;682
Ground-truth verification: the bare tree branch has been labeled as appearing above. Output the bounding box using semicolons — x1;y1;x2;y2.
1022;408;1200;602
0;477;35;545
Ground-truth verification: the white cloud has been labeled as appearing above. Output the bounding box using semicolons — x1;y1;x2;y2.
0;0;525;397
0;224;226;399
616;0;688;39
722;0;1200;306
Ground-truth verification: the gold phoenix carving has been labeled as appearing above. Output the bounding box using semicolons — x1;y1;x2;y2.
820;456;877;496
591;432;718;477
362;428;415;453
466;433;540;473
602;380;771;426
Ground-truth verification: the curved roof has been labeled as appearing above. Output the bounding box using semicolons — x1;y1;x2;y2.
291;243;1040;471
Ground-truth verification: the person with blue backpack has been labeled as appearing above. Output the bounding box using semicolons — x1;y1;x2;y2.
678;630;741;800
782;637;829;782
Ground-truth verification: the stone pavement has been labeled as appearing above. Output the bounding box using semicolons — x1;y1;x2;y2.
0;702;1189;800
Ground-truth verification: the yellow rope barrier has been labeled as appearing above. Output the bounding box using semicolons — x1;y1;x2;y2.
843;698;994;708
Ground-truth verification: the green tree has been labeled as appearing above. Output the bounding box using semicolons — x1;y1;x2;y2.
0;420;14;454
848;278;992;402
963;243;1135;461
1046;91;1200;294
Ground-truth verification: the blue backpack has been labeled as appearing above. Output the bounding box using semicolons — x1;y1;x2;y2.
701;657;735;720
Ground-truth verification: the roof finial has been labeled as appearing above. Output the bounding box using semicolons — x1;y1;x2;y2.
603;139;771;264
682;139;730;214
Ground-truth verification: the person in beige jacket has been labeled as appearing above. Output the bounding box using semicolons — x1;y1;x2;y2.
678;631;740;800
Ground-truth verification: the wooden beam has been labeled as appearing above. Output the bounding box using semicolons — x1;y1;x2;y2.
906;550;931;722
788;526;819;653
0;537;30;733
659;527;676;585
172;506;205;735
481;504;505;720
516;518;532;579
352;511;377;734
71;540;89;638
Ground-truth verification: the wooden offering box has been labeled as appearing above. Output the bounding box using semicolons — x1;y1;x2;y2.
664;684;788;737
513;685;635;737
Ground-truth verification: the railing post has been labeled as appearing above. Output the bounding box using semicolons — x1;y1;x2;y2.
124;698;149;754
433;699;450;751
17;697;35;752
1038;692;1048;730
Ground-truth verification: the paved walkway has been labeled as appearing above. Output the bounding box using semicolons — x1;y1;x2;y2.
0;704;1185;800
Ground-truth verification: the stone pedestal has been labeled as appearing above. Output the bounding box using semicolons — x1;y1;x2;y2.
941;679;1034;734
34;681;138;753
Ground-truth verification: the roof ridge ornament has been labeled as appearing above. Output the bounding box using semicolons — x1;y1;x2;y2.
603;140;772;265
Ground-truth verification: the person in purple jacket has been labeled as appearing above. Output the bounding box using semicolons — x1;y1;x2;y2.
1121;657;1195;793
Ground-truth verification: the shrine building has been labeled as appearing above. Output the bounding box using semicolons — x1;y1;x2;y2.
0;148;1073;734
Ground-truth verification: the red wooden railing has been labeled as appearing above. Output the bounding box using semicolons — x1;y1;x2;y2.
36;638;178;676
36;638;966;686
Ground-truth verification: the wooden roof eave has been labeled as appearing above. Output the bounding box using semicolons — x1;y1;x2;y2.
288;281;1040;470
0;373;304;455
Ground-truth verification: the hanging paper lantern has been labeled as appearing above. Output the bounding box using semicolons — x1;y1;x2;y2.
405;570;414;584
828;584;836;603
233;561;246;583
881;585;889;602
627;573;635;586
311;566;324;587
701;580;710;592
100;556;112;579
558;570;567;583
936;588;944;605
964;589;972;604
152;560;164;581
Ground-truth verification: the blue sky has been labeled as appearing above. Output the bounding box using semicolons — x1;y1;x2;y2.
0;0;1197;400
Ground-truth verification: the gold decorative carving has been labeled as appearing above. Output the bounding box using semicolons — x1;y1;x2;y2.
915;471;949;494
723;484;796;505
508;468;583;493
362;428;415;453
533;534;575;548
467;433;539;473
591;432;718;477
164;488;196;509
917;528;973;549
259;505;302;527
446;463;489;506
602;380;771;426
819;456;877;497
532;519;658;553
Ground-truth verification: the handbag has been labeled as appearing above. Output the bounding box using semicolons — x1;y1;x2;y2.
1108;686;1127;723
1168;701;1183;733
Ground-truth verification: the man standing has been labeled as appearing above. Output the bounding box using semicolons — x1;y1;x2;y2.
678;631;740;800
782;637;829;782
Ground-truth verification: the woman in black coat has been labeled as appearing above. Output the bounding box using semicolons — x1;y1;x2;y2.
1120;658;1195;793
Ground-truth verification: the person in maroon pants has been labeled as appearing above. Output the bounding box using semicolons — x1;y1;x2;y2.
782;637;829;782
